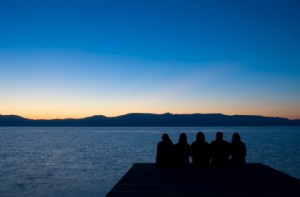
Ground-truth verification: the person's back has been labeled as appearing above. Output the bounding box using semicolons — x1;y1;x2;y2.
156;133;174;166
210;132;230;167
190;132;210;166
230;133;247;166
174;133;190;166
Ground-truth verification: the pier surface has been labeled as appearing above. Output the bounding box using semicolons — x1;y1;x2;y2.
106;163;300;197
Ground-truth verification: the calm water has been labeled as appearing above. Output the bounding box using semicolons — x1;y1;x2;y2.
0;127;300;196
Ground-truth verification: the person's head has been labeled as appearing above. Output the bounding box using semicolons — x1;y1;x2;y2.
232;133;241;143
162;133;170;142
196;132;205;142
216;132;223;141
179;133;187;144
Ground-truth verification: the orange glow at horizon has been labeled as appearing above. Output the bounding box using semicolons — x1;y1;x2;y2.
1;105;299;120
1;55;299;121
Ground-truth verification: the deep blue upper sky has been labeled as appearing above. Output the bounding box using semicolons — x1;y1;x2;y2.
0;0;300;119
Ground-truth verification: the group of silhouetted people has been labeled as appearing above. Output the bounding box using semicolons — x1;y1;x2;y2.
156;132;246;167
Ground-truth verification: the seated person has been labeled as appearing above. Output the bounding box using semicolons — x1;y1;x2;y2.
156;133;174;166
210;132;230;167
190;132;210;166
230;133;247;166
174;133;190;167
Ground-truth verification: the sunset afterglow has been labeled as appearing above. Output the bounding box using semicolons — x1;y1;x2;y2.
1;0;299;120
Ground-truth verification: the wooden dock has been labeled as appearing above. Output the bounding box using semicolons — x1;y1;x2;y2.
106;163;300;197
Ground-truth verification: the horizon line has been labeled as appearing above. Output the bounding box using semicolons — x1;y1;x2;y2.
1;112;299;121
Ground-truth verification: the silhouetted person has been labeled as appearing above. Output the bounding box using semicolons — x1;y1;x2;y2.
174;133;190;167
156;133;174;166
190;132;210;166
210;132;230;167
230;133;247;166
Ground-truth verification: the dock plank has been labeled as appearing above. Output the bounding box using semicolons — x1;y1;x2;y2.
106;163;300;197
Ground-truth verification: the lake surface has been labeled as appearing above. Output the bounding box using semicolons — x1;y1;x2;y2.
1;127;300;197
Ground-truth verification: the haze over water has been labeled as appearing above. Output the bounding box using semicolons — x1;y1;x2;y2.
1;127;300;197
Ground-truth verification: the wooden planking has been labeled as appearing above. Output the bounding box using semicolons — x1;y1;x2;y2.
106;163;300;197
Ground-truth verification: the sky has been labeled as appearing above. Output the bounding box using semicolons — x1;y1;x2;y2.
0;0;300;120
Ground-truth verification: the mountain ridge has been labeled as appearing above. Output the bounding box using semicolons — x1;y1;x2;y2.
1;113;300;126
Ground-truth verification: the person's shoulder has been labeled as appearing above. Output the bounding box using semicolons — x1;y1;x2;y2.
221;140;230;146
225;141;230;145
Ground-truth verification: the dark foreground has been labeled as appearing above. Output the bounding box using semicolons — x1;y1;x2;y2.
106;163;300;197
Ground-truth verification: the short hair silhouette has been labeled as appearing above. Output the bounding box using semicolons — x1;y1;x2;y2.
191;132;210;166
196;132;205;142
162;133;170;141
216;132;223;141
210;132;230;167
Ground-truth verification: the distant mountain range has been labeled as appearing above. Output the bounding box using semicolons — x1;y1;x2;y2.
1;113;300;126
